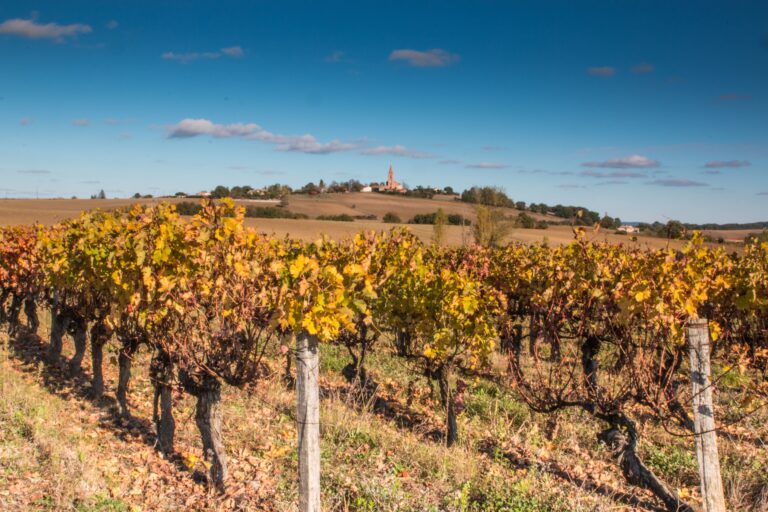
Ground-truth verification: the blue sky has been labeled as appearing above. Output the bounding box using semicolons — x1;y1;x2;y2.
1;1;767;223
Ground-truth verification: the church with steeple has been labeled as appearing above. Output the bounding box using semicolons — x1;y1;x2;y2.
382;164;405;192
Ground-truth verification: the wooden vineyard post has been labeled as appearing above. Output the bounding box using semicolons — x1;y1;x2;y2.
296;331;321;511
686;319;727;512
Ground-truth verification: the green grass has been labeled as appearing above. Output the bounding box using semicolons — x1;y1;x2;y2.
75;495;131;512
643;442;698;484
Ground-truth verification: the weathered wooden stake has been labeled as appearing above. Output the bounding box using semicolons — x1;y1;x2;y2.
687;319;727;512
296;331;320;512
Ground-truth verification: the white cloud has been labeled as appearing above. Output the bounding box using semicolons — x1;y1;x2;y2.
168;119;257;138
704;160;750;168
581;155;659;168
72;118;90;126
464;162;507;169
162;47;245;63
272;134;356;154
588;66;616;77
106;20;118;30
389;48;459;68
0;17;91;40
220;46;244;57
167;118;356;154
360;145;432;159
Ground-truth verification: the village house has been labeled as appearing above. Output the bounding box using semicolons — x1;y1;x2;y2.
617;225;639;234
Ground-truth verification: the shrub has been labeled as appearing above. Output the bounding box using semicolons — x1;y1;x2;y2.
408;212;470;226
175;201;308;219
175;202;203;216
516;213;536;229
383;212;402;224
244;206;307;219
316;214;355;222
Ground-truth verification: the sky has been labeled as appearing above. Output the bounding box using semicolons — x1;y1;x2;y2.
1;1;767;223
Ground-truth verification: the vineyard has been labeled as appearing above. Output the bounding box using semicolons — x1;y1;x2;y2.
1;199;767;511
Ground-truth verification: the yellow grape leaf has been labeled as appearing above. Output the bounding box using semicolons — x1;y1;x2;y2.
290;254;309;278
182;452;198;470
709;321;721;341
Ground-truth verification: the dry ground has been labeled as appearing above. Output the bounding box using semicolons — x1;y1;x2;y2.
245;218;693;250
1;311;767;511
0;196;696;249
0;198;180;227
284;193;537;222
700;229;760;242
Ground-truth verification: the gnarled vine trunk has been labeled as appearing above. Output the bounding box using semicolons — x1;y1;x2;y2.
528;312;541;357
395;329;412;357
660;348;694;432
150;350;175;456
437;365;458;447
24;297;39;333
502;323;523;368
89;321;109;399
116;337;140;418
283;350;294;388
189;375;227;490
68;316;87;374
598;422;692;512
580;334;692;512
0;289;10;324
7;295;23;336
342;333;375;394
48;306;70;362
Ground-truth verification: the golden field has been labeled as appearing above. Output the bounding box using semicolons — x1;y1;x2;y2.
0;194;712;250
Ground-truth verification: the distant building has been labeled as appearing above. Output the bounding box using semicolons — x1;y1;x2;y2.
617;225;638;234
361;185;373;193
198;191;211;198
382;164;406;193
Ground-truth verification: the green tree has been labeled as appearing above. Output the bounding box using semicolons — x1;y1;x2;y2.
665;220;686;240
211;185;230;199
